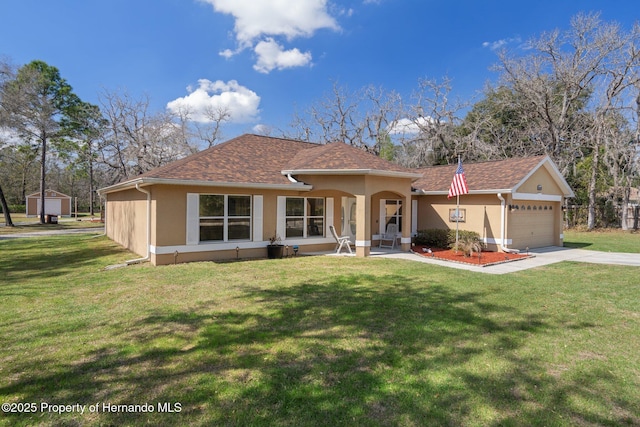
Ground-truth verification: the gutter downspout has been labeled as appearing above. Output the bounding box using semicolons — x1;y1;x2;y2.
497;193;519;254
126;183;151;265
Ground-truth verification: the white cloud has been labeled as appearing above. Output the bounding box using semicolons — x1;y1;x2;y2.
253;38;312;73
202;0;339;72
202;0;339;45
482;36;522;51
252;123;272;134
166;79;260;123
387;116;436;135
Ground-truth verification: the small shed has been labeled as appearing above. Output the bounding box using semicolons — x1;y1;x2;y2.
26;189;72;217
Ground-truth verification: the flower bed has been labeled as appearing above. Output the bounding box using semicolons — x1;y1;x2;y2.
412;245;532;266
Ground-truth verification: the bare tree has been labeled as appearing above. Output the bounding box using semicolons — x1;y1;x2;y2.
494;13;620;173
394;77;468;167
98;89;195;183
493;12;640;229
286;81;403;156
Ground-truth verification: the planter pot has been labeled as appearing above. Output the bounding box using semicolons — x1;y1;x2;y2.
267;244;284;259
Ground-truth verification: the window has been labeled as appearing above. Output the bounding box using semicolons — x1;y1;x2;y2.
199;195;251;242
285;197;324;238
384;199;403;232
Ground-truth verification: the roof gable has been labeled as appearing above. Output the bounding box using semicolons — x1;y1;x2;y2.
284;142;418;177
26;189;71;199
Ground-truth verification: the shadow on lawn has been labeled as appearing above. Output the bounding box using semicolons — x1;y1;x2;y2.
0;235;123;287
562;241;593;249
1;272;637;426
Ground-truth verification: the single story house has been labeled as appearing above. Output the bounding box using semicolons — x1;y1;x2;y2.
26;189;72;217
98;134;574;265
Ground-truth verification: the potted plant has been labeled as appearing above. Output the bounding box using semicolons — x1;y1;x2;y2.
267;234;284;259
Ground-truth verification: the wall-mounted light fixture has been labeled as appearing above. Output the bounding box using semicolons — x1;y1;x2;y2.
537;184;542;191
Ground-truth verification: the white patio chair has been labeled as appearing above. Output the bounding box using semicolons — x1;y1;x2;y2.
379;223;398;249
329;225;353;254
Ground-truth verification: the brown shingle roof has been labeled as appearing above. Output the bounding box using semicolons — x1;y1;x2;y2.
102;135;569;196
284;142;418;175
122;135;418;187
137;134;318;185
413;156;547;192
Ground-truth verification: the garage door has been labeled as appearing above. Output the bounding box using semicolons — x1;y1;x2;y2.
36;198;62;216
509;203;555;249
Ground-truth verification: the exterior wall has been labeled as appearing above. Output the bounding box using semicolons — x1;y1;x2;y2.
416;194;504;251
105;173;416;265
26;197;37;216
147;184;347;265
105;189;149;258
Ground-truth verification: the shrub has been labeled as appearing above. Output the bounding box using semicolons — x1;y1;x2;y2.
415;229;449;247
415;229;484;255
450;233;483;257
0;204;25;214
449;230;482;246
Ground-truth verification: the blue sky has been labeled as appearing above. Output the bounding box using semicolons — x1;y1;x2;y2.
1;0;638;139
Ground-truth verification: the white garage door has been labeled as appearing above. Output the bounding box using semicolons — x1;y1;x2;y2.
36;198;62;216
509;203;555;249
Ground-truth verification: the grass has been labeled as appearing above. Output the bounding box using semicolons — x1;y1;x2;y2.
0;213;103;235
0;232;638;426
563;228;640;253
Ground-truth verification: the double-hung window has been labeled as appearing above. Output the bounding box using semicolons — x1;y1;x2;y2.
199;195;251;242
285;197;324;238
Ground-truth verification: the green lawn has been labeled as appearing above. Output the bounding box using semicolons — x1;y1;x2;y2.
0;213;103;235
564;228;640;253
0;233;638;426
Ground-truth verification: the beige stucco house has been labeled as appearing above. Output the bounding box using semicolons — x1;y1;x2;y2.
98;134;574;265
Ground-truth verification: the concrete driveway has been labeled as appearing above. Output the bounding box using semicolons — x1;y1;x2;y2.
376;246;640;275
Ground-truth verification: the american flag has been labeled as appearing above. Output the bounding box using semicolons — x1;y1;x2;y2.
447;158;469;198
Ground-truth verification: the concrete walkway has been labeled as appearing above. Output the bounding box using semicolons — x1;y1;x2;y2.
372;246;640;274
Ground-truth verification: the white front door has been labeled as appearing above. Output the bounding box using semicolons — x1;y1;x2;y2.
341;197;356;241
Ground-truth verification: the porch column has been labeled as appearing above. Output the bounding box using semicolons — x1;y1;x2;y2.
355;194;371;257
400;195;412;252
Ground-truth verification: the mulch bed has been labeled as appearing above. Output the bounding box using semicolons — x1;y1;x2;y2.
412;245;533;267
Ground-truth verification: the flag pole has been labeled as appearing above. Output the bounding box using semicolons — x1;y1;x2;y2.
455;154;460;248
456;192;460;247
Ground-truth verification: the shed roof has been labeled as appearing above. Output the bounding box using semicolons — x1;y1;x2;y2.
26;189;72;198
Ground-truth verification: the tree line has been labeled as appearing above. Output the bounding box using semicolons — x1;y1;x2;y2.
1;12;639;229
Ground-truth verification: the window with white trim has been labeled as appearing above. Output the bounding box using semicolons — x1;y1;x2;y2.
285;197;324;238
383;199;403;232
199;195;251;242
